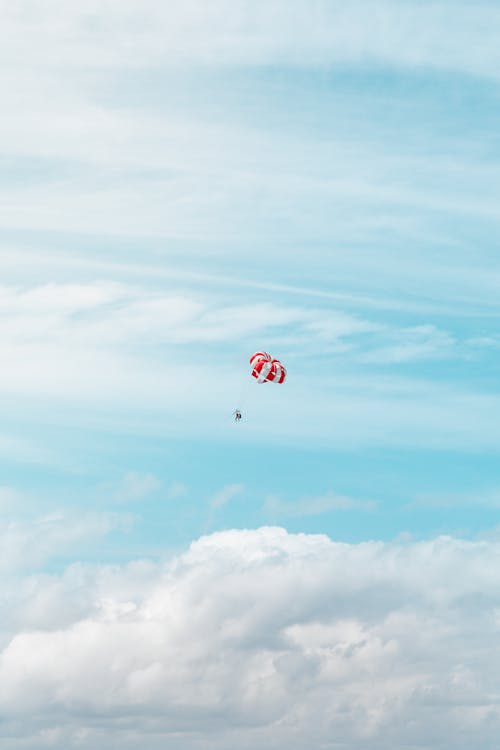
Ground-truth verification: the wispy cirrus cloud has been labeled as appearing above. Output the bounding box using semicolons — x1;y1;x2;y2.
0;281;498;454
409;488;500;510
0;510;133;574
265;491;375;518
359;324;456;364
0;486;26;512
210;483;244;509
166;481;189;501
2;1;500;77
0;282;376;347
1;2;500;262
101;472;162;504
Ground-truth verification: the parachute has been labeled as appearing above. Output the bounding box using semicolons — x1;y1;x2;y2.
249;351;287;384
232;351;286;421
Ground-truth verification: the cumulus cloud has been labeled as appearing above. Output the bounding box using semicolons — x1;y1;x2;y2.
1;527;500;749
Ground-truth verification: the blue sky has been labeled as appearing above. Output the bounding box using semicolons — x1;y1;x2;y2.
3;46;500;552
1;3;500;748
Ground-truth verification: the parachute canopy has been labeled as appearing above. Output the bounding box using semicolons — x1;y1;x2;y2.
250;351;286;384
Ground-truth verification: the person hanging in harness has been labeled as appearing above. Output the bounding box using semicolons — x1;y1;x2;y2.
233;410;242;422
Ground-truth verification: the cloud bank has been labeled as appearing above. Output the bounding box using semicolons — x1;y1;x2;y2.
3;1;500;77
1;527;500;749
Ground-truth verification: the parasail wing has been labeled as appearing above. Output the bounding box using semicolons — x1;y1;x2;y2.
250;352;286;383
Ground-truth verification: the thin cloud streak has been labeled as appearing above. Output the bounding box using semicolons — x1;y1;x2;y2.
2;2;500;78
2;250;500;317
211;483;244;509
265;491;376;517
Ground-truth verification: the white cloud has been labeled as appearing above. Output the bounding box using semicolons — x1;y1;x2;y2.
166;481;189;501
102;472;162;503
0;510;133;573
210;483;244;509
0;280;499;454
0;282;374;350
0;432;53;465
1;527;500;748
360;324;456;364
0;282;385;424
265;490;375;517
467;335;500;350
0;486;26;512
0;2;498;250
2;1;500;78
410;488;500;510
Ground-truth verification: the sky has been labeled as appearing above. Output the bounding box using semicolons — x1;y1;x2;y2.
1;1;500;747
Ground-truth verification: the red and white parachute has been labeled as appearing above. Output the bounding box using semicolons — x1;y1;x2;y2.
249;351;287;384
